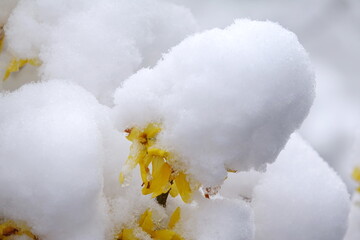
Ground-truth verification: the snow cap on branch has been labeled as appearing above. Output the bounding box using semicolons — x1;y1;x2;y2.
114;19;315;186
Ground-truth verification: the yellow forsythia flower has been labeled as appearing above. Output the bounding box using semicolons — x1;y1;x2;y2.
3;58;42;81
352;167;360;193
0;26;4;54
120;123;196;203
116;208;184;240
0;220;38;240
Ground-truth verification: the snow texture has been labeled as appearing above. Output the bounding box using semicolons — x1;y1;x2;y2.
5;0;197;104
0;81;109;240
114;19;315;186
344;194;360;240
219;170;262;201
252;134;350;240
181;198;254;240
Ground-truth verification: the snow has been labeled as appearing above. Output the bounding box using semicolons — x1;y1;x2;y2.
0;81;109;239
252;134;350;240
219;170;263;201
181;198;254;240
114;19;315;187
0;1;355;239
4;0;197;104
344;194;360;240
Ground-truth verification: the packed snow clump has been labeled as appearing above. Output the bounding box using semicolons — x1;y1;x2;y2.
0;81;110;240
114;19;315;186
4;0;197;104
252;134;350;240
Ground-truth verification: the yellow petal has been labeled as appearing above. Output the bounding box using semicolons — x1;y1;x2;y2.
3;59;21;80
0;221;37;239
153;230;184;240
3;58;42;81
174;172;192;203
151;156;165;174
126;127;141;141
150;160;172;197
142;183;153;195
0;27;4;53
0;37;3;54
28;58;42;67
148;148;168;158
172;233;185;240
352;167;360;182
152;229;176;240
135;148;147;165
169;182;179;198
119;172;125;184
144;123;161;139
138;209;154;235
116;229;138;240
168;207;181;229
139;160;150;184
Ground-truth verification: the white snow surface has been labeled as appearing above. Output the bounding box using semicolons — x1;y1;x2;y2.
4;0;197;104
181;198;254;240
114;19;315;186
219;170;263;201
252;134;350;240
344;194;360;240
0;81;110;240
1;2;352;239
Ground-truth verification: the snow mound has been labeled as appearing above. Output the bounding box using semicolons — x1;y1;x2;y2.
181;198;254;240
344;194;360;240
114;19;315;186
0;81;109;239
252;134;350;240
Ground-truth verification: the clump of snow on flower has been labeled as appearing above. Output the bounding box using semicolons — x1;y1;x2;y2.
4;0;197;104
0;81;111;239
114;19;315;186
252;134;350;240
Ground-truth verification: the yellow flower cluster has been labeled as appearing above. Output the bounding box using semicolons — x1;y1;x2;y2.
120;123;194;203
352;167;360;193
116;207;183;240
0;220;38;240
